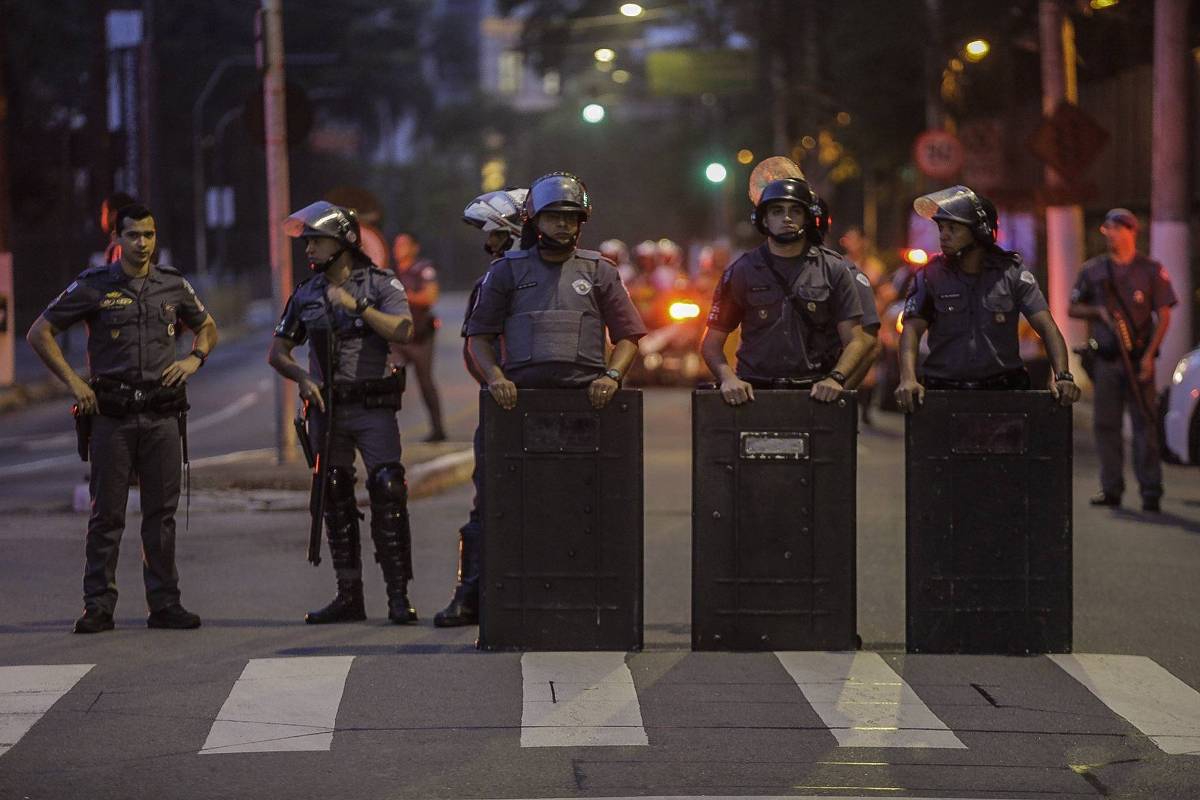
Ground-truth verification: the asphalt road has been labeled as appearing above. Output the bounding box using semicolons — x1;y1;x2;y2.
2;291;1200;799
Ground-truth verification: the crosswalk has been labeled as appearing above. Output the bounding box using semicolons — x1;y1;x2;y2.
3;652;1199;761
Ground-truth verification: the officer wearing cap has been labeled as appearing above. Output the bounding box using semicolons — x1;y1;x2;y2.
268;201;419;624
701;177;874;405
434;187;528;628
465;171;647;411
895;185;1080;411
1069;208;1177;512
26;203;218;633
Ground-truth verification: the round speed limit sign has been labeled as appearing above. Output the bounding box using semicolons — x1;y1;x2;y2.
913;130;964;180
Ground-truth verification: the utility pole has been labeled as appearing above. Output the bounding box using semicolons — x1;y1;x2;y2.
0;22;13;386
261;0;297;463
924;0;944;131
1151;0;1192;387
1038;0;1084;349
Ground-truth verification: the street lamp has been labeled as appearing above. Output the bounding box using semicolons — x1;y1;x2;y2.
963;38;990;63
582;103;606;123
594;48;616;63
705;162;728;183
619;3;644;17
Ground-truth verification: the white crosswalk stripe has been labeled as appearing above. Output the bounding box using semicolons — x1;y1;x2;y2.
775;652;966;749
0;664;94;758
520;652;648;747
199;656;355;754
1051;653;1200;756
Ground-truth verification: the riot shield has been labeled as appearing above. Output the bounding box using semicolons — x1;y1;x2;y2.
906;390;1072;654
480;388;643;651
692;389;858;651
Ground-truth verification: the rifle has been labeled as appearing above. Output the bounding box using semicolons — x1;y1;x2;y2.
307;314;339;566
1102;262;1155;424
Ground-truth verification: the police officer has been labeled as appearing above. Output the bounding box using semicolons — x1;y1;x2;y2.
391;233;447;442
26;203;218;633
465;171;646;413
895;186;1080;411
434;187;527;627
701;177;874;405
268;201;418;624
1069;208;1177;511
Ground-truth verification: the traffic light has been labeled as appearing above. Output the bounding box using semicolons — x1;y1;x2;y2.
582;104;605;124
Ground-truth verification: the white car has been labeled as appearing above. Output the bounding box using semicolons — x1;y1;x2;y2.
1162;346;1200;464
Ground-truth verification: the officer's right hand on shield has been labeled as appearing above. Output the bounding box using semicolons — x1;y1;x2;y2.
718;373;756;406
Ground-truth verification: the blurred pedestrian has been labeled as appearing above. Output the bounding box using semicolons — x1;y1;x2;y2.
391;232;447;442
1069;208;1177;512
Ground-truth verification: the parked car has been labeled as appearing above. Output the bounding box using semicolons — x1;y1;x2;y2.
1161;345;1200;465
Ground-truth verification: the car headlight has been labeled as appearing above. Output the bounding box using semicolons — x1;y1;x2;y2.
1173;357;1189;385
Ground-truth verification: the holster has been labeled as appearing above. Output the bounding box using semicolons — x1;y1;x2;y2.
73;406;91;462
331;368;406;410
295;412;316;468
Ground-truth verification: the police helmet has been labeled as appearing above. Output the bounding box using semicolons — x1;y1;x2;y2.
752;178;824;243
462;188;528;235
525;172;591;222
914;185;996;244
283;201;362;249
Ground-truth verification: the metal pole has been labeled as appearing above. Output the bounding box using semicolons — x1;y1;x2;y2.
924;0;944;131
262;0;297;463
0;24;13;387
1039;0;1084;351
1151;0;1192;387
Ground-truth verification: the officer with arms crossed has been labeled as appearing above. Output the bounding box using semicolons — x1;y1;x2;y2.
1068;208;1176;512
268;201;418;624
465;171;646;413
434;187;527;628
895;186;1080;410
27;203;219;633
702;178;874;405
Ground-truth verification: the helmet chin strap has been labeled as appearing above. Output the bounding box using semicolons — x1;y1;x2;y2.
536;230;577;252
309;245;347;272
769;230;803;245
945;239;982;263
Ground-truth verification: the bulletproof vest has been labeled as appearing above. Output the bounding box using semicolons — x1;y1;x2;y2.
920;252;1023;380
500;249;606;371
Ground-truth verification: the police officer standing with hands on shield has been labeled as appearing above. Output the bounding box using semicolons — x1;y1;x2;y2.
895;186;1080;410
701;159;874;405
1069;208;1176;512
465;171;646;412
27;203;218;633
433;187;527;628
268;201;419;625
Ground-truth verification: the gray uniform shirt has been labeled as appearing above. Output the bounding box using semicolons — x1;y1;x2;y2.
274;265;410;384
903;249;1049;381
1071;254;1177;358
465;247;647;388
40;262;210;384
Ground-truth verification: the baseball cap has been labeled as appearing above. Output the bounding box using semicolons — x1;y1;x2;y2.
1102;208;1139;230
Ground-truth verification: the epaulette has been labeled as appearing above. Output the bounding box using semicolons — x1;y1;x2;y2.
76;264;110;279
155;264;182;275
574;248;602;261
368;265;392;278
817;245;847;261
501;248;530;260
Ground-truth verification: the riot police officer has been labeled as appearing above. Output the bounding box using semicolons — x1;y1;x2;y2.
465;171;646;411
434;187;527;627
1069;208;1177;511
26;203;219;633
701;177;873;405
895;186;1080;410
268;201;418;624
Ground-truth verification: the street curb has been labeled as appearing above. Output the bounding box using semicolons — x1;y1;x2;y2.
182;448;475;512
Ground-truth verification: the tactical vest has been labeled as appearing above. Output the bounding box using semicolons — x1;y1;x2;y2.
500;249;606;371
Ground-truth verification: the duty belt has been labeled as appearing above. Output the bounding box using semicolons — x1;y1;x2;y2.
923;368;1031;391
744;375;823;390
90;377;190;417
330;369;405;410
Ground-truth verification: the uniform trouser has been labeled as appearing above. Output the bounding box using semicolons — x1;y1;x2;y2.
84;411;182;614
391;334;444;433
1092;356;1163;500
308;405;404;581
453;420;484;591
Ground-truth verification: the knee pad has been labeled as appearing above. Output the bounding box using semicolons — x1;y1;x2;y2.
326;465;358;507
367;462;407;505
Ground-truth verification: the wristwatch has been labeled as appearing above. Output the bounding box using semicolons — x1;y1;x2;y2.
603;368;623;384
826;370;848;386
1055;370;1075;383
189;349;208;367
355;296;373;315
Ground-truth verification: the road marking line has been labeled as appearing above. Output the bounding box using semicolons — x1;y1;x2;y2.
0;664;94;757
775;652;966;749
0;454;80;479
186;392;260;434
520;652;648;748
199;656;354;754
1051;654;1200;755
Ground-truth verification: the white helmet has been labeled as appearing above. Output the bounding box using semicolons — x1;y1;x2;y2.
462;189;529;235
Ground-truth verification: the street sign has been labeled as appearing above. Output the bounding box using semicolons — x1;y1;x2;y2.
913;129;964;181
646;49;755;96
1027;101;1109;181
959;119;1006;194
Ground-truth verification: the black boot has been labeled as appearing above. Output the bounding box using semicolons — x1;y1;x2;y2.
368;462;418;625
305;466;366;624
435;527;480;627
305;579;366;624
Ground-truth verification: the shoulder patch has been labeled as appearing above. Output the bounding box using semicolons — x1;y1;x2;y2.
1019;271;1037;285
572;278;593;295
389;278;405;292
856;272;871;287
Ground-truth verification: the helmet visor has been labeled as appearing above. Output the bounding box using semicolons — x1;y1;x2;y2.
284;201;355;243
748;156;804;205
914;186;980;226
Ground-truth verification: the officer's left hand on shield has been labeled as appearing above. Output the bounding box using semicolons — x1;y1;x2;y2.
325;284;356;312
161;356;201;387
810;377;843;403
588;376;620;410
1050;378;1081;406
488;377;518;410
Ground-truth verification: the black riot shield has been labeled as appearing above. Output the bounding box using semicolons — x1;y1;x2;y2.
906;391;1072;655
692;390;858;651
480;389;643;651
